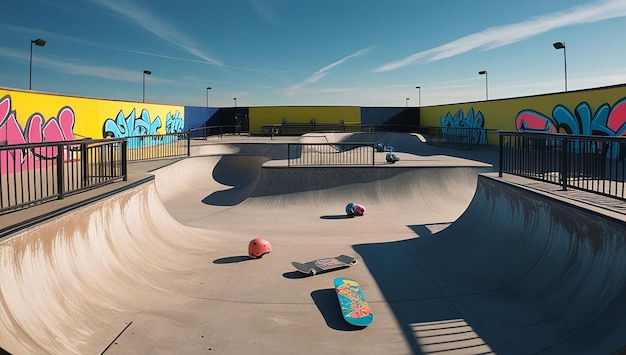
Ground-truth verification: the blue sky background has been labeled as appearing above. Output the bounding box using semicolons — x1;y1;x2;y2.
2;0;626;107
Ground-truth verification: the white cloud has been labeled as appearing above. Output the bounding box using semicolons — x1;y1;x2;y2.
0;46;173;83
248;0;288;24
374;0;626;72
88;0;222;66
282;47;374;96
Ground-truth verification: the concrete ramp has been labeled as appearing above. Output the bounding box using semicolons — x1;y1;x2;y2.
1;144;622;354
152;155;268;222
243;166;479;222
0;183;220;354
354;174;626;354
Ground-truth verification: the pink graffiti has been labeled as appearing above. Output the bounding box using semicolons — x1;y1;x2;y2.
0;95;77;174
607;100;626;135
515;111;558;133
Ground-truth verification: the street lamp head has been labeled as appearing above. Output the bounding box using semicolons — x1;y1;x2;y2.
415;86;420;89
143;70;152;75
478;70;487;75
207;87;212;90
31;38;46;47
553;42;565;50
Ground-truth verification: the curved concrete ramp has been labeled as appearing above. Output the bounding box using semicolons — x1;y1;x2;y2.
0;184;220;354
152;155;268;222
244;166;479;220
2;147;622;354
354;174;626;354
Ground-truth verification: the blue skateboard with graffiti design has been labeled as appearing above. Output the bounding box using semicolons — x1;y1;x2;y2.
334;277;374;327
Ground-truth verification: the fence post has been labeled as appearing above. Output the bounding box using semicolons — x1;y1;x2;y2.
57;143;65;199
498;133;503;177
121;139;128;181
186;132;191;156
561;137;568;191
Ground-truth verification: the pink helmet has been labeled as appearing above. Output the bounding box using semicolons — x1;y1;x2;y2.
248;238;272;258
355;203;366;216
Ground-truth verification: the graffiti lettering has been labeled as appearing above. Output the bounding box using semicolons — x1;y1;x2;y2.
0;95;77;174
103;109;183;148
515;99;626;136
515;98;626;158
440;108;487;144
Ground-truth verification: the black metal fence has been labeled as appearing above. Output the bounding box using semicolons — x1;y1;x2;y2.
499;131;626;199
417;126;491;149
0;139;127;214
126;132;189;161
287;143;375;167
188;125;245;139
260;123;421;136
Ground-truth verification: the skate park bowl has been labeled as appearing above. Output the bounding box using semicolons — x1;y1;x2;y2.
0;132;624;354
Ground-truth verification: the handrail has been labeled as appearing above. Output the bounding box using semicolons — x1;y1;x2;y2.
0;139;127;214
287;143;375;167
498;131;626;200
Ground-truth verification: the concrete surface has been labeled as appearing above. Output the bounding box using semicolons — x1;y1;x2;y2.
0;133;624;354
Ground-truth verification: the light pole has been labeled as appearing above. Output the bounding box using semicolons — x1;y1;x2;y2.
29;38;46;90
553;41;567;92
405;98;410;107
478;70;488;100
206;87;212;107
142;70;151;102
415;86;421;107
233;97;237;108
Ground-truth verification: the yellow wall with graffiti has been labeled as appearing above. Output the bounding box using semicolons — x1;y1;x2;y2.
420;84;626;144
249;106;360;134
0;87;184;144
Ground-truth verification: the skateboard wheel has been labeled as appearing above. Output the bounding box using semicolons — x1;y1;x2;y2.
309;269;317;276
350;259;358;266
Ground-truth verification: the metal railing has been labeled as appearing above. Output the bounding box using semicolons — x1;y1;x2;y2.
188;125;246;139
499;131;626;200
1;139;127;214
260;123;420;136
126;132;189;161
288;143;375;167
417;126;490;149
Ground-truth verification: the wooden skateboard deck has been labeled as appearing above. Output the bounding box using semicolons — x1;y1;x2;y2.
291;255;357;276
334;277;374;327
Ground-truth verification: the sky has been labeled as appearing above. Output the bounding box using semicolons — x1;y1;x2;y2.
2;0;626;107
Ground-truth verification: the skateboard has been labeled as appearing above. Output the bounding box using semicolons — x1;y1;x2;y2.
334;277;374;327
291;255;358;276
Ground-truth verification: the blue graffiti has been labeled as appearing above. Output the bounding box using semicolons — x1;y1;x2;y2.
166;110;184;134
516;100;626;136
440;108;487;144
103;108;182;149
515;99;626;159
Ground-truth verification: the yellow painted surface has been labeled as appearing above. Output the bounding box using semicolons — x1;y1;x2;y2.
0;88;183;142
249;106;360;134
421;85;626;144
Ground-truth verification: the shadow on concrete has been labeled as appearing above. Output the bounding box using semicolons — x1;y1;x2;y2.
202;155;265;206
310;289;363;331
212;255;251;264
353;175;626;354
320;214;354;220
282;271;309;279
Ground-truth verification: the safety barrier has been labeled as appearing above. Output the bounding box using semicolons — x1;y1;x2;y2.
417;126;490;149
126;133;189;161
499;131;626;200
287;143;375;167
0;139;127;214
